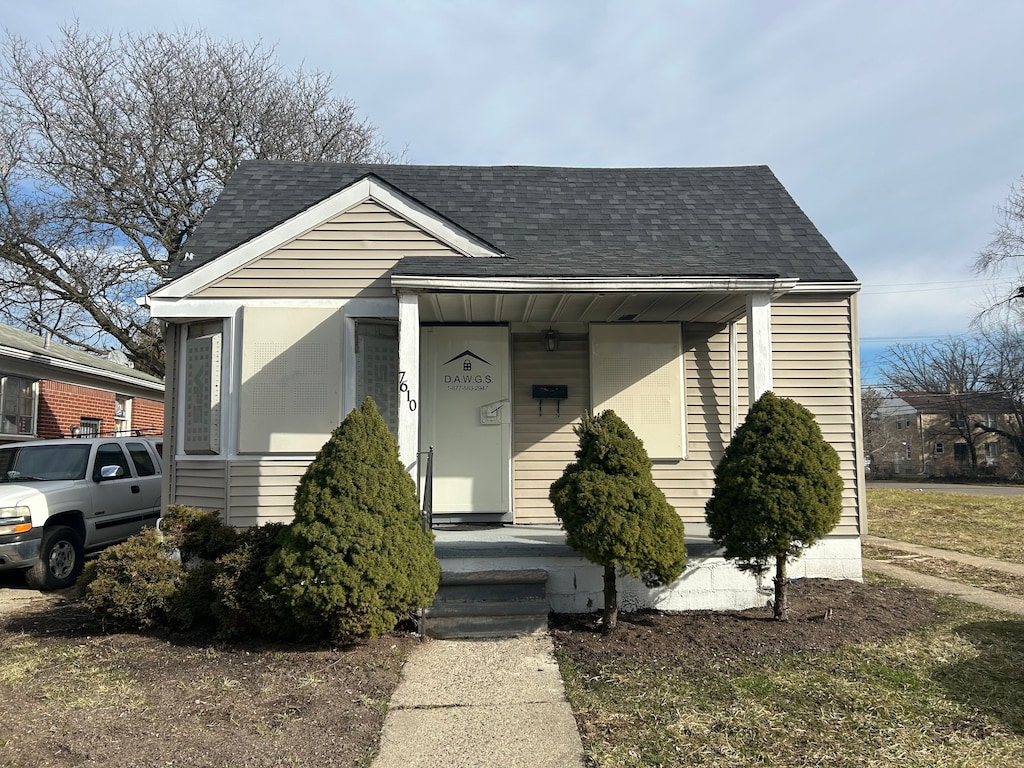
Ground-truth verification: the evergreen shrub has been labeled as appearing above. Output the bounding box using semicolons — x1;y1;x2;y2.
550;409;687;632
705;391;844;620
268;398;441;642
79;528;185;629
160;504;239;563
213;523;292;640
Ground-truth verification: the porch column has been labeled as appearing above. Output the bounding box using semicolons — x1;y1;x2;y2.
746;292;774;403
398;293;420;475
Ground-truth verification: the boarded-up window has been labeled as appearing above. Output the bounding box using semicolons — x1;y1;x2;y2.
184;333;221;454
239;307;342;454
590;323;684;460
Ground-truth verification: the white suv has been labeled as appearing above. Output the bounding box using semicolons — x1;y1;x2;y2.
0;436;163;589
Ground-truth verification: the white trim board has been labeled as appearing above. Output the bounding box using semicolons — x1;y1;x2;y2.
149;177;503;301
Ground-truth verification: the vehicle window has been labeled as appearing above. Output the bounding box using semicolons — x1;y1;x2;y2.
126;442;156;477
93;443;132;481
0;444;91;481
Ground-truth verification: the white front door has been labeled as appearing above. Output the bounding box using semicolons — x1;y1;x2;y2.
420;326;511;522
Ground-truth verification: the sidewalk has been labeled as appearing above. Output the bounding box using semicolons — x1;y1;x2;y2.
862;534;1024;616
370;635;586;768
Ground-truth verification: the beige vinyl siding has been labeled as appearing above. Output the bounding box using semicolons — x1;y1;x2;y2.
195;200;460;298
770;294;860;535
172;459;310;527
660;322;737;534
512;333;589;524
225;460;309;527
172;460;228;519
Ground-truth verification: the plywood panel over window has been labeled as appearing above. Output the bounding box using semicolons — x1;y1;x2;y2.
239;307;342;453
184;333;222;454
590;323;684;460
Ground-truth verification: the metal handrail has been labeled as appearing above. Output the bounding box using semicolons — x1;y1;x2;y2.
417;445;434;532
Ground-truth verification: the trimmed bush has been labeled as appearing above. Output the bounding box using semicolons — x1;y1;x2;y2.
705;391;844;620
549;409;687;632
79;528;185;630
267;398;441;642
159;505;239;563
213;523;291;640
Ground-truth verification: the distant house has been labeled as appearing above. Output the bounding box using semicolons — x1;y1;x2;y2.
870;390;1017;478
0;322;164;444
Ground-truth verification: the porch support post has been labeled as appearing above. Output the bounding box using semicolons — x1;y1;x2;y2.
746;292;774;403
398;293;420;475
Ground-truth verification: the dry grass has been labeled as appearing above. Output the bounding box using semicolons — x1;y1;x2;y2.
559;592;1024;767
862;543;1024;598
867;488;1024;564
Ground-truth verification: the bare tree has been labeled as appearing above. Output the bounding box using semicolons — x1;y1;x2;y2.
881;337;991;469
974;324;1024;463
974;174;1024;320
0;24;395;375
860;386;900;474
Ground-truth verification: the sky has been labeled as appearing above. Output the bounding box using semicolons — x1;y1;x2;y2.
5;0;1024;387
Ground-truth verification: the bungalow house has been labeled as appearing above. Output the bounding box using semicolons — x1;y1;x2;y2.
143;163;865;613
0;321;163;444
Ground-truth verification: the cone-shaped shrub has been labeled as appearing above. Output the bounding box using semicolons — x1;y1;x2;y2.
268;398;440;641
549;409;686;632
705;391;843;620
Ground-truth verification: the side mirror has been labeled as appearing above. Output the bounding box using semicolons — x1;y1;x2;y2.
99;465;125;481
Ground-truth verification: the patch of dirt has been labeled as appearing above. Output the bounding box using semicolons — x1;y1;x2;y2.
1;578;940;767
550;578;940;674
0;584;416;768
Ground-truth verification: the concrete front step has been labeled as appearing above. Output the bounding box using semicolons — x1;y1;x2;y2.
424;569;550;639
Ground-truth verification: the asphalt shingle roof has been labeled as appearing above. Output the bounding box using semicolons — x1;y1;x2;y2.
0;322;163;386
172;162;857;283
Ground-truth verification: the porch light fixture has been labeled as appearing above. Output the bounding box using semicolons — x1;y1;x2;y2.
544;327;560;352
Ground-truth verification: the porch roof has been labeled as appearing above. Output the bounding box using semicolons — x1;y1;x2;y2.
172;162;857;284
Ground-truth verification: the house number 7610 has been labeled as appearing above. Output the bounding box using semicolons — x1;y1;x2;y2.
398;371;417;411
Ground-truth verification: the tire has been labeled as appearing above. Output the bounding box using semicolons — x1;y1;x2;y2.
26;526;85;591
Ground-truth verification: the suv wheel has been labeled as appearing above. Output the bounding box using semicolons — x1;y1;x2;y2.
26;526;84;591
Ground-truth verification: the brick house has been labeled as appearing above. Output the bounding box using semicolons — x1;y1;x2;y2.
869;390;1017;478
0;322;164;444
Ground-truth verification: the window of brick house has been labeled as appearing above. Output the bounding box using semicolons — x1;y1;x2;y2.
78;418;101;438
935;441;945;454
1;376;37;436
114;395;132;435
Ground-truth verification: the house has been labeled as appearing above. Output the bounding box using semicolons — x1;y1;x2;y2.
143;163;865;611
869;390;1018;478
0;322;164;444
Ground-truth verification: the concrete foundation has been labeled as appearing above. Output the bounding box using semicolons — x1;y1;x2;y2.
433;525;862;614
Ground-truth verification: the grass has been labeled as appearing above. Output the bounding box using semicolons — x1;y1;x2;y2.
867;488;1024;564
556;490;1024;766
862;543;1024;598
0;637;141;712
558;592;1024;767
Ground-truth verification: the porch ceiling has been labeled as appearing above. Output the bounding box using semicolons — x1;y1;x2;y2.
417;291;750;326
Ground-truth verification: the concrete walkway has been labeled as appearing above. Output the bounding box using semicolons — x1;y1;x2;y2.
371;635;585;768
862;535;1024;616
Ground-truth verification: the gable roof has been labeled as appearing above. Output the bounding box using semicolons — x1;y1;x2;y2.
0;322;163;392
170;163;857;285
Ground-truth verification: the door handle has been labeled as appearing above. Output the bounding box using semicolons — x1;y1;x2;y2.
131;485;140;494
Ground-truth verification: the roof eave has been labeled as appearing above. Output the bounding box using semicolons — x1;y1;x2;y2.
390;275;802;294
